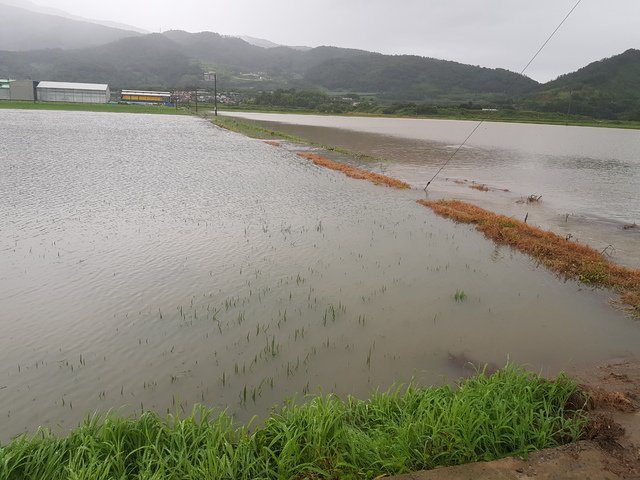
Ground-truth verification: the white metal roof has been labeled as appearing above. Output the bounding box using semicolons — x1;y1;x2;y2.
37;81;109;91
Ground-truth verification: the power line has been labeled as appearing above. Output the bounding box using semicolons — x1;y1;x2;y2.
516;0;583;78
424;0;582;191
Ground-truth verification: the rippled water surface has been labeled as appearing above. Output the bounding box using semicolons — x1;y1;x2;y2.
1;109;639;442
223;112;640;267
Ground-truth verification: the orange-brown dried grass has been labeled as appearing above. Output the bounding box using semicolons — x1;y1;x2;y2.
583;387;636;413
418;199;640;311
469;184;489;192
297;153;410;189
264;141;281;147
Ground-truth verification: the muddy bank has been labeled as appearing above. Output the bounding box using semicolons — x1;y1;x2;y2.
391;358;640;479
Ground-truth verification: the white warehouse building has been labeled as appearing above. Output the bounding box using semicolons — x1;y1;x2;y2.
36;81;110;103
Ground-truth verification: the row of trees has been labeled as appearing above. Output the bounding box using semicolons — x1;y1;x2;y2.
241;89;510;116
246;89;368;113
236;88;639;123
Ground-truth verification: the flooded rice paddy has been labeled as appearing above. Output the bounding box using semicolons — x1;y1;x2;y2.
223;112;640;269
1;109;640;442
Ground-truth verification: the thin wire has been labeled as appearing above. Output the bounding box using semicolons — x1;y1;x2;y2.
517;0;582;77
423;122;484;191
424;0;582;191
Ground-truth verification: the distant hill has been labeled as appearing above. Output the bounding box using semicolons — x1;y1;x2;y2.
239;35;281;49
0;0;148;33
151;31;539;102
1;20;539;101
302;53;537;102
0;34;195;88
0;6;639;119
523;49;640;119
0;2;141;51
239;35;311;52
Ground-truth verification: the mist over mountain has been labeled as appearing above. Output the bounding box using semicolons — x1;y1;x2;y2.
1;2;638;119
0;2;142;50
0;0;147;33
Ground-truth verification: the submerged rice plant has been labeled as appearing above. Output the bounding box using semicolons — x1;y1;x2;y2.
419;199;640;315
0;365;588;480
453;289;468;301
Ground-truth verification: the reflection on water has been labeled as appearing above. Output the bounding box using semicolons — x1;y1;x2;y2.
1;109;639;442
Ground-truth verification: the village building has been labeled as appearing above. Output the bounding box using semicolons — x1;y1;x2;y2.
36;81;110;103
120;90;172;105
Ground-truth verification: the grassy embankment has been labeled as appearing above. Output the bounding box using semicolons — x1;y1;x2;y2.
213;116;386;163
0;366;589;480
214;117;407;188
218;104;640;129
419;200;640;316
3;100;640;129
0;100;188;115
213;116;304;141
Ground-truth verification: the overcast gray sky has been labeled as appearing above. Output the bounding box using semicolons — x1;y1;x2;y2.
22;0;640;82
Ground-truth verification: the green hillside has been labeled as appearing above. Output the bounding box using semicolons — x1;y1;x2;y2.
1;12;639;120
0;28;540;99
523;49;640;119
302;54;536;102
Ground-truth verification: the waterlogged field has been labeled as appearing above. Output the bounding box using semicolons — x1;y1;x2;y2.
1;109;640;443
221;112;640;269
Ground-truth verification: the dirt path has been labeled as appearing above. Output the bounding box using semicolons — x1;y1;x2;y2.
390;357;640;479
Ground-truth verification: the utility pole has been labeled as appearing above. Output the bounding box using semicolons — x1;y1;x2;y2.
214;73;217;116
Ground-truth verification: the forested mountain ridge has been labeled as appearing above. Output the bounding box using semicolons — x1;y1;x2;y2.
523;49;640;119
0;27;539;101
0;34;197;87
302;54;537;102
1;4;639;119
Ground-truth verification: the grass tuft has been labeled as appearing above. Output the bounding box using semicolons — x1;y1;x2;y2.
454;290;468;301
0;365;589;479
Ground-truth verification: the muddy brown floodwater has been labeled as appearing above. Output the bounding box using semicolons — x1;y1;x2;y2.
2;110;640;453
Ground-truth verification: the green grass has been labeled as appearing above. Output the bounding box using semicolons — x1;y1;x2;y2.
0;100;188;115
0;365;589;479
453;290;468;301
213;116;305;141
6;100;638;129
4;99;640;129
215;105;640;130
212;117;386;162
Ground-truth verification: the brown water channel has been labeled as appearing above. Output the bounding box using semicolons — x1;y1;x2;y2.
1;109;639;442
